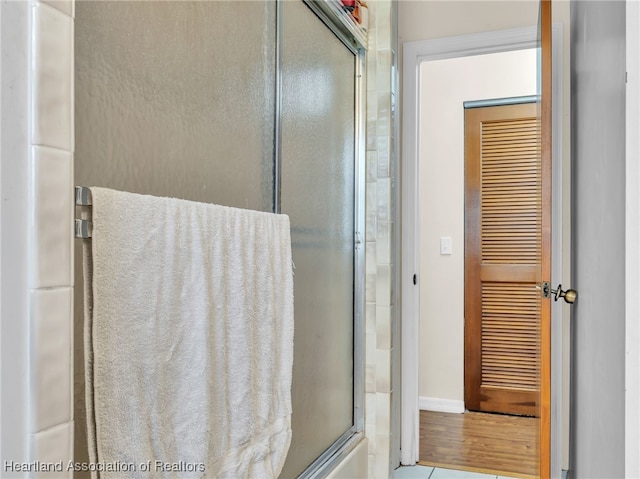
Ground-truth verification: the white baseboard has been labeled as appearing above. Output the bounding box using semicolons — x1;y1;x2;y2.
419;397;465;414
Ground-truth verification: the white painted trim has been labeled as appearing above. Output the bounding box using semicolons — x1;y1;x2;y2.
419;397;464;414
626;1;640;476
400;34;421;468
405;26;539;62
401;26;564;477
0;4;3;462
0;0;31;467
549;22;565;479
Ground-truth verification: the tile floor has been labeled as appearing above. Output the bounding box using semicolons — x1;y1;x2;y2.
393;466;570;479
392;465;520;479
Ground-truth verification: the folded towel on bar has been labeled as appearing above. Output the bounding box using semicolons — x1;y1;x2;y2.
83;187;294;479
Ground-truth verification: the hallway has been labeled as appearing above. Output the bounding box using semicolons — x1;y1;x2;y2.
419;411;537;479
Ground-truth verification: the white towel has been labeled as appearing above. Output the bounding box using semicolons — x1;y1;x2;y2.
84;187;294;479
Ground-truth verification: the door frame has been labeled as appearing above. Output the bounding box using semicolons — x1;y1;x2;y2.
400;24;564;476
626;3;640;477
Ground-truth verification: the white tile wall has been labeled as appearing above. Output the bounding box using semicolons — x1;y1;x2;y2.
376;305;391;350
28;0;76;469
377;135;391;178
31;3;73;151
367;150;379;182
326;440;369;479
30;146;73;289
366;1;397;477
30;288;73;433
41;0;74;18
31;422;74;478
376;349;391;392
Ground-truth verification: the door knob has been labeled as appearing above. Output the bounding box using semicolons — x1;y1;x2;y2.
550;284;577;304
540;282;577;303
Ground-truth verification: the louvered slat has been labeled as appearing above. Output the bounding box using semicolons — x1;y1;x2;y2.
482;283;540;390
481;117;541;265
480;116;541;393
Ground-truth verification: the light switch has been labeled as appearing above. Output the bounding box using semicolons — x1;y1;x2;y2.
440;236;453;255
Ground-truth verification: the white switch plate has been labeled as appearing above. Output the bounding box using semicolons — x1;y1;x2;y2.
440;236;453;255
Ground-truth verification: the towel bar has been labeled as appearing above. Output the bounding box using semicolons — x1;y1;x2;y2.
75;186;92;206
75;186;93;239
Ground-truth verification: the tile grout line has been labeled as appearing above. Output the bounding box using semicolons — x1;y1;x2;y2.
393;465;518;479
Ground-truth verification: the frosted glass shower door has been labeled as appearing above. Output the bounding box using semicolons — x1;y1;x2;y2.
74;1;276;210
75;1;364;477
278;1;360;477
73;1;277;472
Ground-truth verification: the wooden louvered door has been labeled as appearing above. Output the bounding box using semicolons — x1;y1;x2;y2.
464;101;542;417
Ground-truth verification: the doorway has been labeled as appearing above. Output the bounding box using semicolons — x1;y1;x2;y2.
420;51;539;478
464;101;542;418
400;25;565;478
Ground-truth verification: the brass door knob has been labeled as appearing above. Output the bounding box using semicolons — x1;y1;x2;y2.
551;284;577;304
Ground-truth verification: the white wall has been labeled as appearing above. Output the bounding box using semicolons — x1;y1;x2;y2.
626;2;640;476
418;50;537;406
399;0;540;42
570;1;626;476
1;0;31;469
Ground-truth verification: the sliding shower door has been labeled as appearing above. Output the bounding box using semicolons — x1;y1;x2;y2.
74;1;364;477
74;1;276;210
278;2;364;477
74;2;277;473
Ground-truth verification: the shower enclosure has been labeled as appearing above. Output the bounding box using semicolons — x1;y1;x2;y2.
73;1;365;477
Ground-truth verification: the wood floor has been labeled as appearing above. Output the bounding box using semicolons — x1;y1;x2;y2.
419;410;539;479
